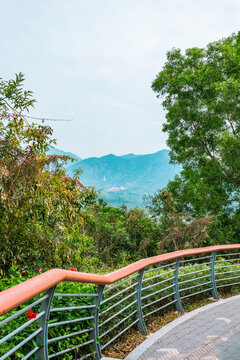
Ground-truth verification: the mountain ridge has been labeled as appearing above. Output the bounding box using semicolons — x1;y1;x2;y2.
49;147;180;208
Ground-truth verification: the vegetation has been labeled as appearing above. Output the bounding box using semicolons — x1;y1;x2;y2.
150;31;240;246
0;73;100;275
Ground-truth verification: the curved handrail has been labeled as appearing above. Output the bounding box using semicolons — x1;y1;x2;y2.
1;244;240;316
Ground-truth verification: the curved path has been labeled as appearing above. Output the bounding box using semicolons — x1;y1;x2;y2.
125;295;240;360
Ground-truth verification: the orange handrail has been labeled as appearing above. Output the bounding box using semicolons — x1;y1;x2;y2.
1;244;240;316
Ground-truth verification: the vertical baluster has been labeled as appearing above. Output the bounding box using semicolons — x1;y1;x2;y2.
173;258;184;313
135;269;147;335
210;251;219;299
36;286;56;360
90;284;105;360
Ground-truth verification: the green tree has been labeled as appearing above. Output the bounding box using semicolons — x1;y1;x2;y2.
84;200;162;266
151;32;240;246
152;33;240;190
0;73;98;274
147;190;214;252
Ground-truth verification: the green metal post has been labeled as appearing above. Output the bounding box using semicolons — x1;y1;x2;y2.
135;269;147;335
90;284;105;360
173;258;184;313
36;286;56;360
210;251;219;299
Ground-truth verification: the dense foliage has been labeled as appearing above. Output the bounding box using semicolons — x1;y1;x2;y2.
0;73;101;275
150;32;240;245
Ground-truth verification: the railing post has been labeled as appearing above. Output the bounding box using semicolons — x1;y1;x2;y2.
36;286;56;360
210;251;219;299
90;284;105;360
135;269;147;335
173;258;184;313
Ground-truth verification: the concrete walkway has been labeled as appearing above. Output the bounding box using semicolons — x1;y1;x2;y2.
125;295;240;360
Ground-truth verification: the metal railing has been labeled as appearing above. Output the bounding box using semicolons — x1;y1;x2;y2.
1;245;240;359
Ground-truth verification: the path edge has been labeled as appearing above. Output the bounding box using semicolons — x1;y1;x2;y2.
124;294;240;360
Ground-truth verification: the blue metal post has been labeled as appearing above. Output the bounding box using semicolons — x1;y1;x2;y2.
210;251;219;299
173;258;184;313
36;286;56;360
135;269;147;335
90;284;105;360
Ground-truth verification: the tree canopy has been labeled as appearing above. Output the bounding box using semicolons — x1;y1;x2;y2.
152;32;240;191
150;32;240;244
0;73;98;274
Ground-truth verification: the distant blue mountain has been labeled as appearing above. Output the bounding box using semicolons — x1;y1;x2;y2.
48;147;180;207
119;153;142;159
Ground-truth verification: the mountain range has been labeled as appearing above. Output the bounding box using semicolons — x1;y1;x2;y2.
47;147;181;208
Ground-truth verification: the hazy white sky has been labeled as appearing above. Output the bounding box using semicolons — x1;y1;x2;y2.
1;0;240;158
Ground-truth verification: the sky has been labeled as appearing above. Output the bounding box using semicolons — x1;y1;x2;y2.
1;0;240;158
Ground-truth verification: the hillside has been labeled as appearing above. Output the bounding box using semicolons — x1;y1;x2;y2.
49;147;181;208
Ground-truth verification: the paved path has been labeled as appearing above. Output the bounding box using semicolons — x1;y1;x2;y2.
125;295;240;360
